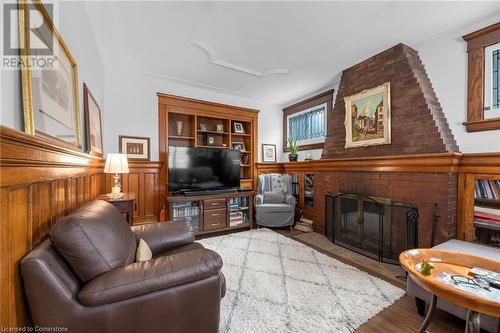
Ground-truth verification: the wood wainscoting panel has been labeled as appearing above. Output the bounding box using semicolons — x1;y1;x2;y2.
0;126;105;328
104;161;163;224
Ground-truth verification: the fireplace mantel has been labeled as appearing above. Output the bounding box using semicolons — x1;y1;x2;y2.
256;152;500;247
257;152;462;174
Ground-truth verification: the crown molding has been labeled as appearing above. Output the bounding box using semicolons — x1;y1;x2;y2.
193;41;289;78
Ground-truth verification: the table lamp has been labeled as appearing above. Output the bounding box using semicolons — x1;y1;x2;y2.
104;153;129;199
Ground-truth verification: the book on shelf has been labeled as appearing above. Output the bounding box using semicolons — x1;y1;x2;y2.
473;204;500;232
474;179;500;200
295;217;314;232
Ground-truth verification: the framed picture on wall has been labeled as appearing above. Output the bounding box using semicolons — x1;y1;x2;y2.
18;0;81;149
344;82;391;148
83;84;103;156
119;135;150;160
261;144;277;162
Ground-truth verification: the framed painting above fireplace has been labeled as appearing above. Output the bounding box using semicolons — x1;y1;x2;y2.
344;82;391;148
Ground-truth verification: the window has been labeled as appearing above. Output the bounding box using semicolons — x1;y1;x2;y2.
484;43;500;119
493;49;500;110
287;103;326;145
463;22;500;132
282;89;334;152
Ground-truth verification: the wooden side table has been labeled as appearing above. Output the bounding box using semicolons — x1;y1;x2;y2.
98;192;136;225
400;249;500;333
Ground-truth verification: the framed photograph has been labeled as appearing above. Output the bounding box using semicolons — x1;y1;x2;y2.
261;144;277;162
18;0;81;149
83;84;103;156
232;142;246;151
344;82;391;148
233;122;245;133
216;124;224;133
119;135;150;161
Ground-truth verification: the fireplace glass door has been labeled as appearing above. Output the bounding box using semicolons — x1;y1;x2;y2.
327;193;418;264
334;194;389;261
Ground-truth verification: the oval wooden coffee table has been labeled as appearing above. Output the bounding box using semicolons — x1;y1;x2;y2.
400;249;500;333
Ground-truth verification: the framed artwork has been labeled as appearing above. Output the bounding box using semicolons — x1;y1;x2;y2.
232;142;246;151
344;82;391;148
83;84;103;156
233;122;245;133
119;135;150;161
261;144;277;162
18;0;81;149
216;124;224;133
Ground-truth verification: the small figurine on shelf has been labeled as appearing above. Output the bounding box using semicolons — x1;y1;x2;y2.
176;121;183;136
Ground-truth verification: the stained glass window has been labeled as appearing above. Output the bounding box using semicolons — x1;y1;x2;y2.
493;49;499;110
287;104;326;144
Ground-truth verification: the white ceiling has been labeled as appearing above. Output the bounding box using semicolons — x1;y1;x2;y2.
85;1;500;105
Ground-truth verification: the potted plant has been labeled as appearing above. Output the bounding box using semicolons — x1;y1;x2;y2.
288;138;298;162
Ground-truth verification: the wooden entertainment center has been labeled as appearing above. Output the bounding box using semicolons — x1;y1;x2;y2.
158;93;259;235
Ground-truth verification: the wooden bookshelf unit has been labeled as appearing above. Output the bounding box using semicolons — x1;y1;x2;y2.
167;191;255;236
158;93;258;233
457;153;500;246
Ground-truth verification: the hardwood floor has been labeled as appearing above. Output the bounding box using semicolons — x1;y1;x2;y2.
275;228;465;333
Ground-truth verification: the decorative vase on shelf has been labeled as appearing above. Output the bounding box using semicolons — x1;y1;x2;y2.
176;121;183;136
288;154;298;162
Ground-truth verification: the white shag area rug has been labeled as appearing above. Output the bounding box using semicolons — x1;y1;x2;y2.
199;228;405;333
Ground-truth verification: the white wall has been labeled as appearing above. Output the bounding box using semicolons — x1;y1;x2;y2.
0;1;105;152
103;55;284;161
2;6;498;160
279;16;500;160
414;15;500;152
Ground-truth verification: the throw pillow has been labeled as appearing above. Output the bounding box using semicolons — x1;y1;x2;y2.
136;239;152;262
263;191;285;204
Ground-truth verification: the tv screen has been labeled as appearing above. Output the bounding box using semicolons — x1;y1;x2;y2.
168;147;241;192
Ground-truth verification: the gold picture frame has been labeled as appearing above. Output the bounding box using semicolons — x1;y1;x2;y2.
18;0;81;149
344;82;391;148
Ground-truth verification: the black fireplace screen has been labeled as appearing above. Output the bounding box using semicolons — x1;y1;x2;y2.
325;193;419;264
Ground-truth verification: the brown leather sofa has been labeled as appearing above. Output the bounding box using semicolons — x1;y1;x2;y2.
20;200;226;333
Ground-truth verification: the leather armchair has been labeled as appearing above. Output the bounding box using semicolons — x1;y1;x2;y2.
21;200;225;333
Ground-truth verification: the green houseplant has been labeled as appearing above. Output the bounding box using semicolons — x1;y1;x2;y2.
288;137;298;162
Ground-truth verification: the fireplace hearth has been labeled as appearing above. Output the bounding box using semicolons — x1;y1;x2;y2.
325;193;419;264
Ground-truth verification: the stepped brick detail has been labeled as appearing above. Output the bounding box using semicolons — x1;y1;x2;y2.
322;43;459;159
315;44;459;246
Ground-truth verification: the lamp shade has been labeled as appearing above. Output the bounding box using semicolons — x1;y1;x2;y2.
104;153;129;174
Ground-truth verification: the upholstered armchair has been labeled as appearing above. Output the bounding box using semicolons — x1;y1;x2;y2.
20;200;225;333
255;173;296;228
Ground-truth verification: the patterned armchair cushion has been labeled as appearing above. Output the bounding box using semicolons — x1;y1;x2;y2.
271;174;288;193
258;174;292;194
263;192;285;204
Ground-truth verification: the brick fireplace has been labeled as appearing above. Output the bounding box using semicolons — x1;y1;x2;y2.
314;43;459;248
316;172;457;248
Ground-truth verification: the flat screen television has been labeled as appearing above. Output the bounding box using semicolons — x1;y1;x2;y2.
168;146;240;193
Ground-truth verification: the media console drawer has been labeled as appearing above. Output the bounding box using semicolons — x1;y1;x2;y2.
203;209;227;231
204;198;226;210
